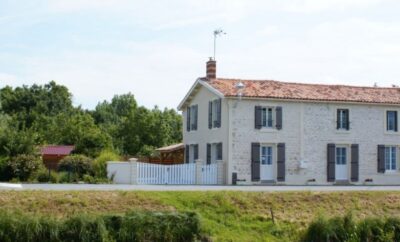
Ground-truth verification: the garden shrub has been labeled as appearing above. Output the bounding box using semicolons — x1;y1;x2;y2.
58;155;93;178
36;169;59;183
7;154;44;181
92;149;120;178
0;210;201;242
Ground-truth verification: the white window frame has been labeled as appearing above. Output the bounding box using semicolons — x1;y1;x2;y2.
337;109;349;130
261;107;275;129
335;147;347;165
386;110;398;132
385;146;397;171
261;145;273;165
189;105;197;131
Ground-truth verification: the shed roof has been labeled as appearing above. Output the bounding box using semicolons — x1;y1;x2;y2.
41;145;75;155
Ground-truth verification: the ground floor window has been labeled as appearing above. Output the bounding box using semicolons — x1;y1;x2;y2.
261;146;273;165
385;146;397;171
336;147;347;165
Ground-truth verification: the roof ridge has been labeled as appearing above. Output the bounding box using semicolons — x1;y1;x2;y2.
215;78;400;90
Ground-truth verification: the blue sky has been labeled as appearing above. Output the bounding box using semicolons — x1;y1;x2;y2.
1;0;400;110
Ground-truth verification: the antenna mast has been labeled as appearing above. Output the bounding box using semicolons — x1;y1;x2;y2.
213;29;226;60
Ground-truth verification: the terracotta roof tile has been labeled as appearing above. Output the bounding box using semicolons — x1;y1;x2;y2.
207;78;400;104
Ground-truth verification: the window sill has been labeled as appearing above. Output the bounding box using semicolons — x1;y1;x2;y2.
335;129;350;134
384;131;400;135
259;128;278;133
384;170;400;175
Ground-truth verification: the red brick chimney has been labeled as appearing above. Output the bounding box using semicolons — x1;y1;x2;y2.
206;57;216;79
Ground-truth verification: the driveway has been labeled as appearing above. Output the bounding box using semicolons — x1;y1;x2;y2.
1;183;400;191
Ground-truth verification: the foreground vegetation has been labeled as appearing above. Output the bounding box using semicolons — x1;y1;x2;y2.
1;191;400;241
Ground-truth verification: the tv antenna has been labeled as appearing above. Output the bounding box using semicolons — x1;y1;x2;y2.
213;28;226;60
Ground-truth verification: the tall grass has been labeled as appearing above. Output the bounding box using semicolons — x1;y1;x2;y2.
0;210;200;242
302;214;400;242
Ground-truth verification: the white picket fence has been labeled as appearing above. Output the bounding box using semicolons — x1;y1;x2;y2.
137;162;196;185
201;163;218;184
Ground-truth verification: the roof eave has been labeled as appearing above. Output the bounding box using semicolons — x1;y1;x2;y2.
177;78;225;110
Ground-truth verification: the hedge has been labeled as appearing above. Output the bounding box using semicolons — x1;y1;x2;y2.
0;211;200;242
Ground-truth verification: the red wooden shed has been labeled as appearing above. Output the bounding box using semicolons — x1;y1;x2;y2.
40;145;75;170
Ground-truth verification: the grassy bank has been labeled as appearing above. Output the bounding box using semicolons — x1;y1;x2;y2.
1;191;400;241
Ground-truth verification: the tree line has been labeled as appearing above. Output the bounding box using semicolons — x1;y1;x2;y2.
0;81;182;158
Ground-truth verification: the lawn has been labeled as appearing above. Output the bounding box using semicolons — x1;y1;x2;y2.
1;191;400;241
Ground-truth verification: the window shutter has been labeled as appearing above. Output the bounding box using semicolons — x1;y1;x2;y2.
255;106;262;129
206;143;211;164
395;111;398;132
377;145;385;173
208;101;212;129
277;143;285;182
185;145;190;163
217;143;223;160
275;106;282;130
251;143;261;181
327;143;336;182
193;105;198;130
346;110;350;130
336;109;340;129
186;107;191;132
351;144;359;182
217;98;222;128
194;144;199;161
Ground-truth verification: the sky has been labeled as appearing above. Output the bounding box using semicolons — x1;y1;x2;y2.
1;0;400;110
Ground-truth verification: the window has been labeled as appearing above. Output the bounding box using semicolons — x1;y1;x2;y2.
337;109;349;130
387;111;398;132
261;146;273;165
385;146;397;171
212;100;218;127
209;99;221;129
261;107;274;128
336;147;347;165
187;105;198;131
207;142;222;164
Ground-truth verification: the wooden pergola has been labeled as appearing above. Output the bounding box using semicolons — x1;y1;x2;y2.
155;143;184;164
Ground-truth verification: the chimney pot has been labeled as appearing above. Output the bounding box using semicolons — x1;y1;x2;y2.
206;58;216;79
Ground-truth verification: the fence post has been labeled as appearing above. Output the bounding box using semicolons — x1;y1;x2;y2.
216;160;226;185
195;159;203;185
129;158;138;184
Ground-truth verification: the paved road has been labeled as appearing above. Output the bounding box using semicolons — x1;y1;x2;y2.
1;183;400;191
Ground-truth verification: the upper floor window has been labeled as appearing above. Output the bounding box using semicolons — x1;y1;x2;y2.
255;106;282;130
262;107;274;128
385;146;397;171
387;111;398;132
337;109;349;130
186;105;198;132
208;99;221;129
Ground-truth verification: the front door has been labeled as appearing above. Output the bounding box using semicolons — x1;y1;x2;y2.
335;147;348;180
260;146;274;181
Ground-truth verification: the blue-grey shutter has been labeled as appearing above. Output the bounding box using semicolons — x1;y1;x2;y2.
193;105;198;130
206;144;211;164
217;99;222;128
395;111;398;132
346;109;350;130
194;144;199;161
185;145;190;163
378;145;385;173
251;143;261;181
217;143;223;160
208;101;212;129
327;143;336;182
277;143;285;182
351;144;359;182
336;109;340;129
275;106;282;130
186;107;191;132
255;106;262;129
